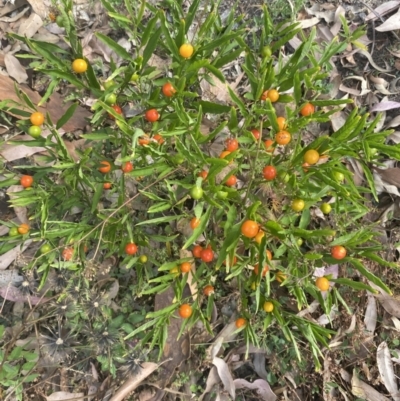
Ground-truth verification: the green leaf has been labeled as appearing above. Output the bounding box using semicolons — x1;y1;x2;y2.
56;103;79;130
199;32;243;55
360;161;378;202
38;79;59;106
183;205;213;249
85;61;101;90
312;99;353;107
136;215;183;226
159;11;179;58
108;12;131;23
198;101;230;114
91;183;103;213
227;86;246;115
141;14;158;48
143;27;162;66
185;0;201;33
349;258;392;295
80;133;110;140
147;202;172;213
124;317;158;340
40;70;86;89
213;48;243;69
95;32;132;61
332;278;378;293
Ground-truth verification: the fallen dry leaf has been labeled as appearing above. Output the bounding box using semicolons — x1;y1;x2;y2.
4;53;28;84
26;0;48;19
213;356;235;399
370;101;400;112
199;366;221;401
0;5;29;22
369;75;400;95
359;50;393;72
373;167;400;196
234;378;277;401
0;284;45;305
365;1;400;21
0;75;91;132
364;294;377;334
0;0;28;18
152;286;191;390
0;270;23;287
46;392;84;401
376;8;400;32
351;369;391;401
0;240;32;270
17;12;43;38
376;341;400;401
33;27;60;44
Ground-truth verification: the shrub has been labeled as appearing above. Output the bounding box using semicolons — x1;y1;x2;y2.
1;0;398;376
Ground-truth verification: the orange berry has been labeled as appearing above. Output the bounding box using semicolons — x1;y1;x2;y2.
254;231;265;244
303;149;320;165
30;112;45;126
145;109;159;122
251;129;261;140
192;245;203;258
121;162;134;173
275;131;291;146
235;317;247;328
225;175;237;187
300;103;315;117
162;82;176;97
138;136;151;146
125;242;138;255
99;161;111;174
266;89;279;102
17;223;30;235
180;262;191;273
203;285;215;296
276;116;287;130
264;139;275;153
153;134;165;144
72;58;88;73
241;220;259;238
179;43;194;59
179;303;193;318
316;277;330;291
190;217;200;229
20;175;33;188
62;247;74;261
197;170;208;180
254;263;269;276
225;138;239;152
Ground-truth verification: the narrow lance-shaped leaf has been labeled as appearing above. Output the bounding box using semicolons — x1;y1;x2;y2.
56;103;79;130
95;32;132;61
